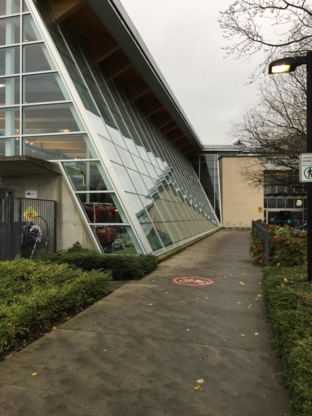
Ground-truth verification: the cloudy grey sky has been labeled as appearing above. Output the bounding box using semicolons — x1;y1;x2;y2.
120;0;265;145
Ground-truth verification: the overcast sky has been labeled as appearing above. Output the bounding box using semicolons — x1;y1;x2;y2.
120;0;265;145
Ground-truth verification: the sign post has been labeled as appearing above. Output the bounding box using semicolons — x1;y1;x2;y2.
299;154;312;182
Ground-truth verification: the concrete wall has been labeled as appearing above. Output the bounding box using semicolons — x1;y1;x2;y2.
219;157;263;229
2;174;98;251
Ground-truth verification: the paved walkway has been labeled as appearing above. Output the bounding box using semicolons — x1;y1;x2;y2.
0;230;292;416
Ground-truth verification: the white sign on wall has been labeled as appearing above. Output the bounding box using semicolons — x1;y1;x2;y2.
299;154;312;182
25;190;37;199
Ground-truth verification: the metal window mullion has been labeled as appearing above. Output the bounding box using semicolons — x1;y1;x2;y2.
19;4;22;155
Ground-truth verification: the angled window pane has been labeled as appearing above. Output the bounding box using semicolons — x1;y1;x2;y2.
126;192;149;223
23;134;96;160
0;46;19;75
141;174;154;192
0;77;19;105
0;16;20;46
140;195;164;223
63;161;112;192
91;225;142;254
23;43;55;72
144;162;158;179
23;73;69;103
117;146;137;170
165;222;181;243
128;169;148;195
111;163;136;193
23;103;83;134
0;137;19;156
141;223;163;251
101;138;122;163
0;1;20;16
175;221;188;239
23;15;42;42
106;124;126;148
153;222;173;247
0;107;19;136
76;193;127;224
133;155;148;175
23;1;29;12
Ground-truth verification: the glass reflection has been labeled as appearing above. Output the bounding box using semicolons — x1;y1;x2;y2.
0;1;20;16
23;15;42;42
152;222;173;247
23;134;96;160
23;103;83;134
0;16;20;46
0;137;19;156
111;163;136;192
0;77;19;105
0;46;19;75
23;43;55;73
91;225;142;254
23;73;69;103
0;107;19;136
76;193;127;224
126;192;149;223
63;161;112;191
141;223;163;251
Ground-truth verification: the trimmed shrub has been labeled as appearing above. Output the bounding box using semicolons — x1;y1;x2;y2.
0;258;111;358
251;224;307;267
34;245;159;280
263;266;312;415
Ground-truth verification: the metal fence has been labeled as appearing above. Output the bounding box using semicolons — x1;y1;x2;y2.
0;188;15;261
252;220;270;266
0;187;57;261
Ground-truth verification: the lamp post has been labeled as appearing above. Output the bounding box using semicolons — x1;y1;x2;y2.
269;52;312;282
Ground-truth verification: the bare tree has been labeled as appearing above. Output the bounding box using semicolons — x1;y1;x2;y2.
231;67;306;186
219;0;312;76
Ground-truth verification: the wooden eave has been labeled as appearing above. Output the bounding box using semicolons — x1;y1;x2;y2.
45;0;197;155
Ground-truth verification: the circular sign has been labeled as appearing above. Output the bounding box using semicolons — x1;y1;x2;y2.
172;277;214;286
304;166;312;180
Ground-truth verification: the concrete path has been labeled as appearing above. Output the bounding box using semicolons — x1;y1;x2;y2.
0;230;292;416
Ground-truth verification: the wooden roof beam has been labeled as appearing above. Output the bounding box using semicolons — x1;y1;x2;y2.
171;134;185;143
126;82;151;101
183;145;196;155
152;114;173;129
178;141;191;150
88;39;120;63
162;124;178;134
143;101;164;117
107;62;133;79
158;118;173;128
47;0;86;23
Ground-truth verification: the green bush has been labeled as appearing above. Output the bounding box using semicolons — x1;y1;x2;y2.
34;244;159;280
0;258;111;358
263;266;312;415
251;224;307;267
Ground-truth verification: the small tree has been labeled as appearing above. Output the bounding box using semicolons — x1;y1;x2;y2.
230;67;306;186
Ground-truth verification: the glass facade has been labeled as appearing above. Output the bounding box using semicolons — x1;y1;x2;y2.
0;0;219;255
192;155;221;222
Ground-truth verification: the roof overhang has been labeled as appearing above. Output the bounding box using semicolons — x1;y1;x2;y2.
45;0;202;154
0;156;62;176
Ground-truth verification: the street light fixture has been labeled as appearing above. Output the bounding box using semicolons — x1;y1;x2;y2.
269;52;312;282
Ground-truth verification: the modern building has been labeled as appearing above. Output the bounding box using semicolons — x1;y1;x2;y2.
0;0;221;258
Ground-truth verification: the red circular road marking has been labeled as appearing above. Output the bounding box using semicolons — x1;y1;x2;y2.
172;277;214;287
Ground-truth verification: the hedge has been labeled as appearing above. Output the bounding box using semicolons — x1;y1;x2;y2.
0;258;111;359
34;244;159;280
262;266;312;415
